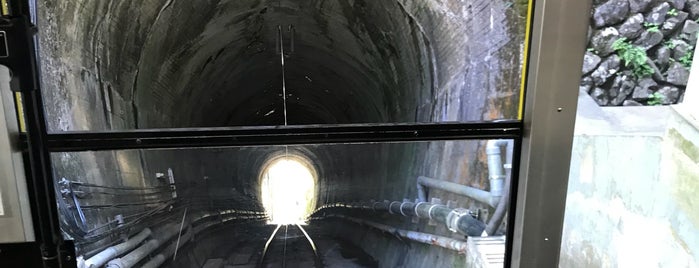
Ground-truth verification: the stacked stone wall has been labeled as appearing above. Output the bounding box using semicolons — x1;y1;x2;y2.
583;0;699;106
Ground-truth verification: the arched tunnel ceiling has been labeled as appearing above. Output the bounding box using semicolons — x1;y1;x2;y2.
138;0;435;127
39;0;525;131
147;1;438;126
40;0;438;128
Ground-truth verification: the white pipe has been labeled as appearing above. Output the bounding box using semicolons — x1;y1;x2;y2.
485;140;513;235
415;140;512;208
96;210;265;268
105;223;180;268
140;254;167;268
417;176;494;207
329;214;468;253
140;228;193;268
130;214;266;268
140;216;254;268
80;228;152;268
486;140;510;202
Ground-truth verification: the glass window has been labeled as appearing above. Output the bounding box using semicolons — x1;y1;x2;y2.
52;139;514;267
37;1;530;131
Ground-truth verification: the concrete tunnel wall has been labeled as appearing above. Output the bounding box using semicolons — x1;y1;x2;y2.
37;0;527;265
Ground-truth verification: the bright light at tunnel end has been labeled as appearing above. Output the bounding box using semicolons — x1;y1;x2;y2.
260;156;317;225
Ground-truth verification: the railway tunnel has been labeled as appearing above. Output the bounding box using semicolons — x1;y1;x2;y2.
33;0;528;267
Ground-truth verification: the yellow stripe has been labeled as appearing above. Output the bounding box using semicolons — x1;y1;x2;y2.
15;93;26;132
0;0;7;15
517;0;535;120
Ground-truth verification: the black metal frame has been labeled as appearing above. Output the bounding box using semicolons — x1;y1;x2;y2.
0;0;529;267
0;1;75;267
38;122;522;151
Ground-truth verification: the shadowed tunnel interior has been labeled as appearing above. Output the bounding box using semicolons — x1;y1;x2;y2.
37;0;527;267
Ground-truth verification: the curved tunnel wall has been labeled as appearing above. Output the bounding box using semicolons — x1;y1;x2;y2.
41;0;437;129
37;0;527;264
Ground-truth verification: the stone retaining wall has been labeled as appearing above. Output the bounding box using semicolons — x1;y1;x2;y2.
583;0;699;106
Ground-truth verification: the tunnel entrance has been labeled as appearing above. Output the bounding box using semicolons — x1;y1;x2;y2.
260;155;317;224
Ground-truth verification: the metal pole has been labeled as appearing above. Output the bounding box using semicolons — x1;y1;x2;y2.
511;0;592;266
22;82;63;267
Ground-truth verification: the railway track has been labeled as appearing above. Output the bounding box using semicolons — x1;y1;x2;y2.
258;224;323;268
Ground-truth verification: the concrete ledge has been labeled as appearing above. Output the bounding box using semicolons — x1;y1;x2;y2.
575;90;671;136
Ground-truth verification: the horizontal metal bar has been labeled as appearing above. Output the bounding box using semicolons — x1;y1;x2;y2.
35;121;522;152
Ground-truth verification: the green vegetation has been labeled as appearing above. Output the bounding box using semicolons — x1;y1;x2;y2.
665;40;677;49
668;8;679;17
679;48;694;68
644;22;660;33
647;92;665;105
612;38;655;78
587;47;598;53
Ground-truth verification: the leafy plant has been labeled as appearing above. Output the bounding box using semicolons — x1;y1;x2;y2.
668;8;679;16
587;47;598;53
679;48;694;68
612;38;655;78
647;92;665;106
665;40;677;49
644;22;660;33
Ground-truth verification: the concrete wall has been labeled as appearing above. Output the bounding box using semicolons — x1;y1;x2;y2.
561;91;699;267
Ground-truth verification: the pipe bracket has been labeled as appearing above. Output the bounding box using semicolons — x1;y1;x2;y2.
427;204;438;220
414;202;427;218
399;202;409;216
446;208;470;233
388;201;400;214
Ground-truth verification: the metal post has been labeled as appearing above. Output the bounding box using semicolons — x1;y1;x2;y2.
511;0;593;267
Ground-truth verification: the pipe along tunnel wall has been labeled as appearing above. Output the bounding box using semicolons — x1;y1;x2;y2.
37;0;526;267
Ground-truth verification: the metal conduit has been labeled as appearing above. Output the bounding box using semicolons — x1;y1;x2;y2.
126;215;266;268
313;200;486;237
485;172;511;235
417;176;495;207
142;215;266;268
316;214;469;253
80;228;152;268
105;223;181;268
416;140;513;209
81;208;265;268
140;226;194;268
